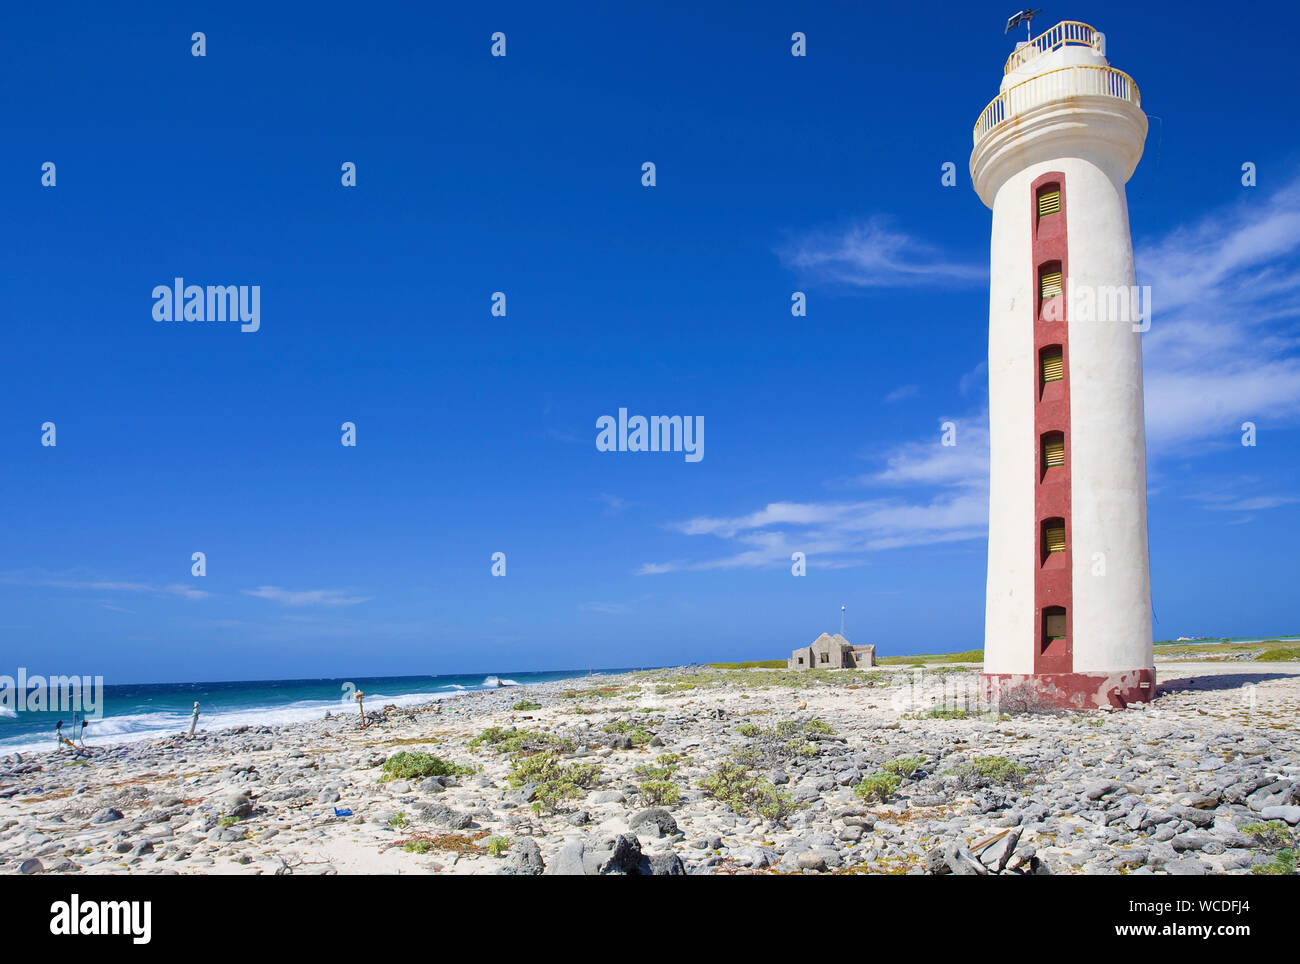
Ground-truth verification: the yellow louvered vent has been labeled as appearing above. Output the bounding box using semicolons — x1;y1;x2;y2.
1038;188;1061;217
1041;350;1064;383
1044;525;1066;553
1040;269;1063;301
1045;611;1067;640
1043;437;1065;468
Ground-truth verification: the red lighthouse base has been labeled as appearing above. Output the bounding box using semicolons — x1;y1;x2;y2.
980;669;1156;711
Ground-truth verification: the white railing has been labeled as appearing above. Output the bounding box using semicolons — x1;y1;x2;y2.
1004;20;1104;74
973;65;1140;143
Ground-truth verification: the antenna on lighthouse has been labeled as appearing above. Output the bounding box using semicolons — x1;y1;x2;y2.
1004;8;1042;42
840;605;846;636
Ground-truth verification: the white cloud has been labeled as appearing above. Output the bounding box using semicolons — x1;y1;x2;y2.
645;182;1300;575
778;218;985;288
242;586;372;607
1140;179;1300;448
884;384;919;403
0;572;211;600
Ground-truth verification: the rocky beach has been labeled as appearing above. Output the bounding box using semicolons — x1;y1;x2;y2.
2;660;1298;876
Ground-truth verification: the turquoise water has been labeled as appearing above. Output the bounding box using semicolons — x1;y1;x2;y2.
0;669;633;754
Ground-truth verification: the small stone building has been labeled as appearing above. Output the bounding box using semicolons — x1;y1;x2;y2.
789;633;876;670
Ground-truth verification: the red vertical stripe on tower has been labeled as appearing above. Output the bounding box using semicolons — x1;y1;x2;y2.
1031;172;1072;674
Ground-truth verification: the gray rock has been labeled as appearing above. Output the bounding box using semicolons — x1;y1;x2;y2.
640;851;686;875
19;858;43;874
978;829;1022;873
545;839;588;876
973;788;1014;813
1259;805;1300;825
1170;831;1213;853
1084;781;1120;801
581;834;643;875
216;792;253;820
91;808;124;824
628;807;678;838
415;803;472;830
1170;805;1215;828
925;843;989;875
498;837;545;876
731;846;775;869
796;850;827;872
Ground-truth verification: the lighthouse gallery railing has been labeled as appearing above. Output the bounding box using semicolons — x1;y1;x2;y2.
973;65;1141;144
1004;21;1105;74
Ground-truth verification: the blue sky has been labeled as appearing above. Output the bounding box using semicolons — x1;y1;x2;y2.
2;1;1298;683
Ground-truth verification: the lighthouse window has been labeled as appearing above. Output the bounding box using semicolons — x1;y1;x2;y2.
1037;187;1061;218
1043;520;1066;554
1042;433;1065;470
1039;267;1063;301
1041;348;1064;383
1043;607;1067;642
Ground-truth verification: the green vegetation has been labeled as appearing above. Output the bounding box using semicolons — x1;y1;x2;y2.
403;839;433;854
953;755;1029;787
926;707;971;720
882;755;926;777
654;682;696;694
638;780;682;806
878;650;984;665
507;751;603;815
602;719;657;745
388;812;409;829
218;815;240;828
468;726;575;755
1152;637;1300;661
699;761;795;820
630;667;883;692
1243;820;1294;850
633;753;685;806
854;772;901;802
487;836;511;858
511;700;543;711
380;751;473;782
560;685;637;700
634;753;687;781
706;660;786;669
1253;849;1297;875
730;718;838;771
1256;647;1300;662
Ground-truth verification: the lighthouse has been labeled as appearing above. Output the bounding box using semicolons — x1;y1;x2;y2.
970;20;1154;709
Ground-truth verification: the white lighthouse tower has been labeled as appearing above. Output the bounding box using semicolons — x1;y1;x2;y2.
970;20;1154;709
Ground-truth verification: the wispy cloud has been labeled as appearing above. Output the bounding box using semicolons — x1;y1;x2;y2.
1140;179;1300;447
883;384;919;403
644;183;1300;575
242;586;372;607
778;218;984;289
0;571;211;600
638;490;988;575
578;600;634;615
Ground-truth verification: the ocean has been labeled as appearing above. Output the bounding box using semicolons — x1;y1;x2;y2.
0;668;634;756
